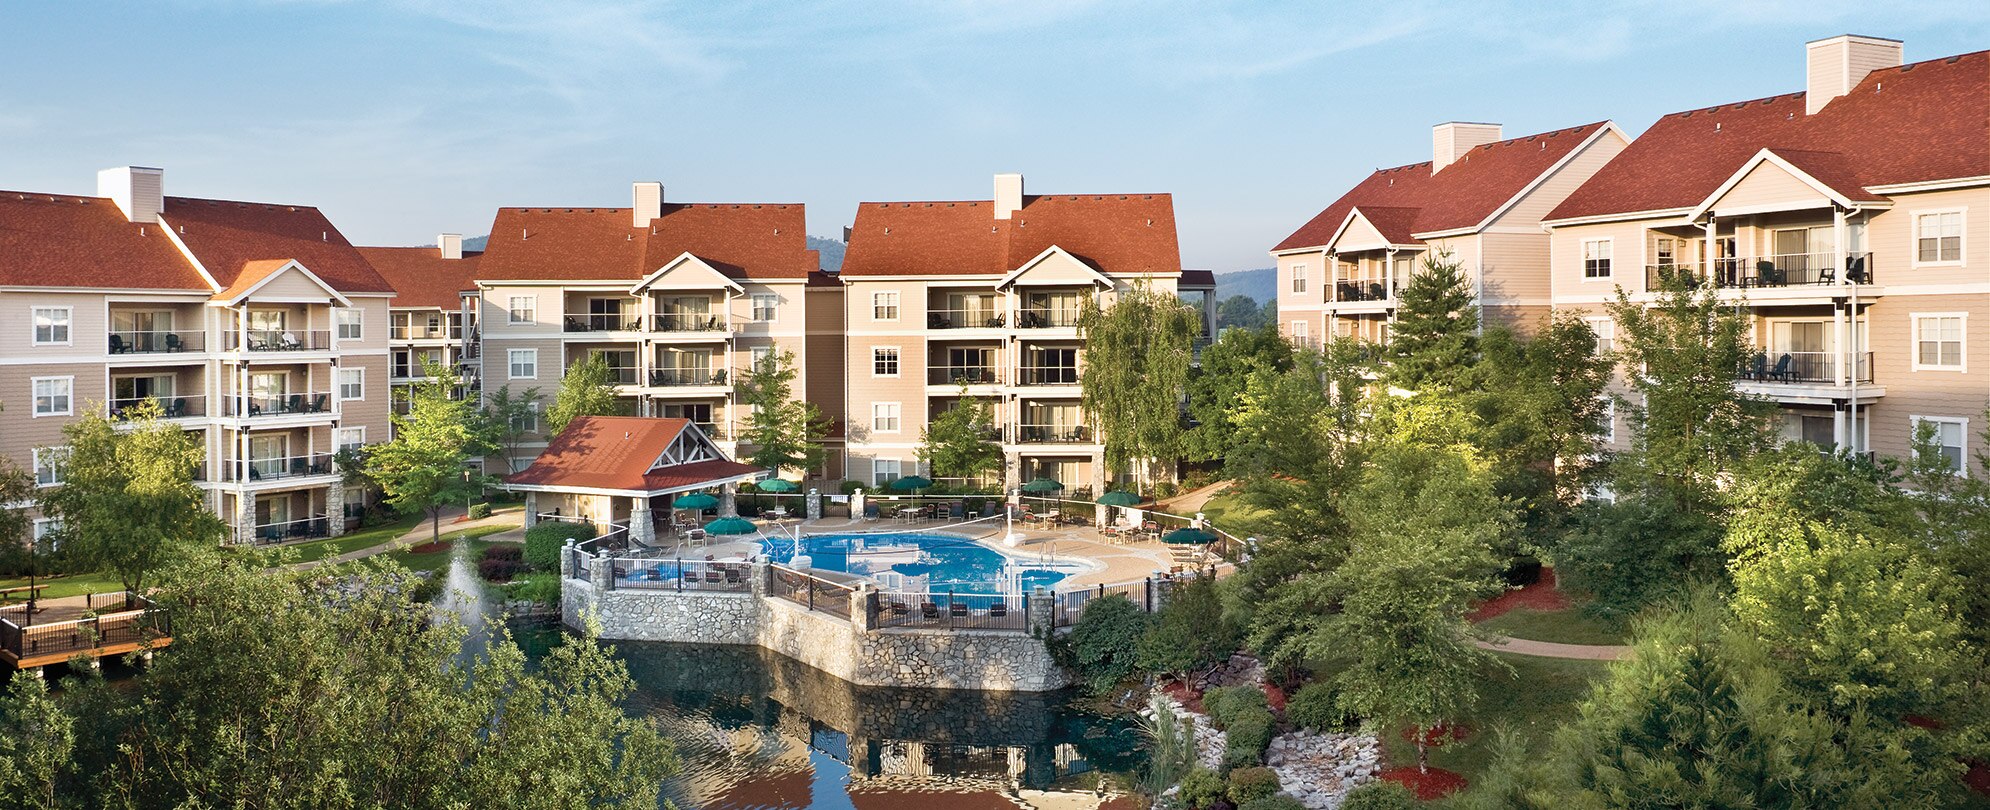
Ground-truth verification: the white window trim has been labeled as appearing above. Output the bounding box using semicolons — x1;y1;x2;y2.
335;426;367;452
508;348;539;380
1290;263;1307;295
1600;397;1616;444
751;293;779;323
32;446;67;488
872;458;903;487
31;376;73;417
1912;414;1969;477
1909;312;1967;372
871;346;901;378
335;307;364;341
1911;207;1967;268
1584;316;1615;354
872;401;902;434
1581;237;1614;281
507;295;538;325
32;517;60;545
30;306;73;347
871;291;900;322
337;368;366;402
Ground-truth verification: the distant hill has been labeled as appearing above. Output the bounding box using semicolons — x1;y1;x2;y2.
1215;267;1275;304
464;235;488;251
809;236;846;272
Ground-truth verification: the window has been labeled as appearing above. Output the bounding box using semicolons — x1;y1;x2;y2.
513;401;542;433
1290;320;1309;346
1582;239;1613;279
31;307;70;346
335;307;363;340
32;518;60;550
872;347;900;377
751;294;778;322
1599;397;1616;444
337;368;364;401
1915;211;1964;265
872;402;901;433
334;427;366;453
1912;314;1965;371
508;348;538;380
31;377;71;416
872;291;900;321
506;295;537;324
1585;317;1614;354
1914;416;1968;475
872;458;902;487
31;447;65;487
1653;237;1676;268
749;345;775;372
1290;264;1307;294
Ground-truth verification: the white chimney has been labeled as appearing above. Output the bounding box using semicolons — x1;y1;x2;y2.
438;233;463;260
1806;34;1902;115
1432;123;1502;173
994;173;1024;220
632;181;664;228
98;166;164;224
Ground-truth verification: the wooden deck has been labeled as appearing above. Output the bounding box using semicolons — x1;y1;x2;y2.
0;592;172;670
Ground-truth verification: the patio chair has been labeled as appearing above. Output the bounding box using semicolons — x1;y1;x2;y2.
988;601;1008;618
864;502;880;519
888;601;910;617
949;502;965;520
1753;260;1782;287
280;333;302;350
920;601;940;619
1367;282;1386;300
949;602;969;618
1846;255;1869;284
165;333;184;352
705;569;722;585
1769;354;1795;382
311;393;328;413
167;397;189;418
723;567;742;586
109;334;130;354
928;314;952;329
984;315;1006;328
286;394;306;414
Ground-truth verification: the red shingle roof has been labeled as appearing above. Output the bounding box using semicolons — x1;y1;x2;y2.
504;416;761;493
1275;122;1610;252
1547;49;1989;221
840;194;1181;277
358;247;483;310
0;192;209;290
474;203;815;282
1179;269;1216;287
161;196;395;294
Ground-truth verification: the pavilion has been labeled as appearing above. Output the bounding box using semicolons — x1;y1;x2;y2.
502;416;766;544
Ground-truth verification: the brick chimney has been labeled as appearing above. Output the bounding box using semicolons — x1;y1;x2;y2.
438;233;463;260
632;181;663;228
994;173;1024;220
1432;123;1502;173
97;166;164;224
1806;35;1902;115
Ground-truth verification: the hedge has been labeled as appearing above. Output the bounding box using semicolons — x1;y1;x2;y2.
524;521;597;572
1226;766;1282;805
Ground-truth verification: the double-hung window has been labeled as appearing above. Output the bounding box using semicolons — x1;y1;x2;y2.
31;377;71;416
1585;317;1615;354
335;308;363;340
872;347;900;377
872;402;901;433
507;295;537;324
1583;239;1613;279
872;292;899;321
1916;211;1964;265
1914;416;1968;475
337;368;365;401
31;307;70;346
872;459;902;487
751;294;778;322
31;446;66;487
1290;264;1307;295
508;348;538;380
1913;314;1965;371
335;427;367;453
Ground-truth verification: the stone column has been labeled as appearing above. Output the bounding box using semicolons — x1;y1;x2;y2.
851;583;876;632
560;539;577;578
851;487;866;520
1026;586;1054;636
720;483;738;517
806;488;823;520
629;496;655;546
590;549;614;591
236;496;257;545
750;561;769;598
325;485;347;537
523;492;539;529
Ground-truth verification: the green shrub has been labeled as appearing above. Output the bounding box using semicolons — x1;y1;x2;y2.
1177;767;1226;809
1240;796;1307;810
524;521;595;571
1226;766;1281;805
1341;781;1418;810
1202;685;1268;728
406;571;443;604
505;572;561;606
1138;576;1239;679
1222;709;1272;769
839;479;863;495
1047;594;1150;695
468;502;493;519
1285;681;1355;732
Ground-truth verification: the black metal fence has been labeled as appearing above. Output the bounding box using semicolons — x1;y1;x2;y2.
871;589;1028;631
767;565;855;620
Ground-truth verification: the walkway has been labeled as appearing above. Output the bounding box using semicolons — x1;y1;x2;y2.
285;506;525;572
1474;635;1631;661
1155;480;1232;515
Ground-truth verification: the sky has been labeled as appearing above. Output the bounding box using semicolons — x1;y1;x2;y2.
3;2;1988;273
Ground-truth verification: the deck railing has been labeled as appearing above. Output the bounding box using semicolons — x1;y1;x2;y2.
1015;366;1080;386
926;309;1006;329
927;366;1001;385
223;392;335;418
651;313;727;332
0;592;170;664
1333;279;1391;302
1016;309;1082;328
609;557;752;592
109;330;204;354
224;330;332;352
248;516;330;545
1645;253;1876;290
108;395;205;420
767;564;854;620
648;368;726;387
220;453;336;483
562;313;642;333
1737;351;1874;385
872;589;1027;631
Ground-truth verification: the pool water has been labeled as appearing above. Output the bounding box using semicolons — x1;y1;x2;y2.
764;532;1073;594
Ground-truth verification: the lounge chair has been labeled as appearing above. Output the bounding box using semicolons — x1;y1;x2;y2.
1747;353;1769;381
1368;282;1386;300
705;569;722;585
889;601;910;616
1846;255;1869;284
949;602;969;618
1769;354;1795;383
1753;260;1782;287
167;397;189;418
109;335;130;354
165;333;184;352
286;394;305;414
920;601;940;619
311;393;328;413
988;601;1008;618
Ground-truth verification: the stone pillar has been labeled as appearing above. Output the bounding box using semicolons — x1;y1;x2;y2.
325;485;347;538
629;497;655;546
851;487;866;520
590;549;613;591
560;539;577;578
806;488;823;520
750;561;769;598
523;492;540;529
236;496;257;545
1026;586;1054;636
851;583;876;632
720;483;738;517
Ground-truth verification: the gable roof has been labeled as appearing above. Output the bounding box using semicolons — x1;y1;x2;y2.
211;259;351;306
504;416;763;494
358;246;483;310
840;193;1180;277
0;192;210;290
474;203;816;282
1275;121;1611;252
1547;48;1989;222
160;196;395;294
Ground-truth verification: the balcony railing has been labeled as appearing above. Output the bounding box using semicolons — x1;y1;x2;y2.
562;313;642;333
649;369;727;387
0;593;169;664
928;366;1001;385
224;330;332;352
1015;424;1092;443
222;453;336;483
389;325;453;340
223;392;335;418
927;309;1007;330
1646;253;1876;291
108;330;203;354
248;516;331;545
1016;366;1080;386
652;313;727;332
691;423;730;440
108;395;205;420
1017;309;1082;329
1334;279;1391;302
1737;351;1874;385
602;367;639;386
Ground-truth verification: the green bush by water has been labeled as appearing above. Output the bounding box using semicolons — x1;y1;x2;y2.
524;521;596;571
1177;768;1226;809
1341;781;1418;810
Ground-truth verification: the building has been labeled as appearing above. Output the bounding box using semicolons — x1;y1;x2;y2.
1273;120;1630;345
1543;36;1989;468
837;173;1214;495
462;182;840;478
0;167;396;544
354;236;482;423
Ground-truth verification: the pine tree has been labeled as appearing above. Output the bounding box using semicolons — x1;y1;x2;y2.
1385;250;1480;394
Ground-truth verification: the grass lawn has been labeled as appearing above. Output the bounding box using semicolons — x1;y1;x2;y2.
1197;490;1266;536
1476;607;1629;647
275;514;425;564
0;570;128;600
375;525;516;573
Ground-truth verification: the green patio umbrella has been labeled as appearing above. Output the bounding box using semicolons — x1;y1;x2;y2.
1096;490;1142;506
704;516;758;535
890;475;934;502
671;492;718;510
756;478;799;493
1021;477;1064;493
1162;527;1218;545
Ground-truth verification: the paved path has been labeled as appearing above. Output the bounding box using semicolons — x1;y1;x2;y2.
1155;480;1232;515
285;506;525;572
1475;635;1632;661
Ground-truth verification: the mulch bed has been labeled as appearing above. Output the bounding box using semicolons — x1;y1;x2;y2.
1264;682;1288;713
1160;681;1206;713
1379;765;1467;800
1966;760;1990;797
407;540;451;554
1469;567;1572;622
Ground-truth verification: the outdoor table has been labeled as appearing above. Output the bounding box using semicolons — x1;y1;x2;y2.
765;507;788;519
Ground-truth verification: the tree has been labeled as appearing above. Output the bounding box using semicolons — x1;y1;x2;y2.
366;359;492;543
1137;575;1238;681
40;401;223;597
1048;594;1150;696
1214;294;1266;331
918;388;1002;488
1470;316;1613;529
0;459;43;610
480;384;544;473
0;673;72;808
1184;324;1293;462
1078;282;1203;483
1384;250;1479;395
546;352;625;436
735;350;828;477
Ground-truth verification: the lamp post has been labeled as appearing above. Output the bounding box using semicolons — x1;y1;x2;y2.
462;468;473;516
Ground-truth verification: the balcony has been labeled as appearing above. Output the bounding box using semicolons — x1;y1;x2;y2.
604;366;639;386
389;324;453;341
651;313;728;333
1016;366;1080;386
108;330;204;354
927;309;1007;330
221;454;336;483
224;330;332;352
108;395;205;420
1015;424;1092;444
248;516;331;545
1738;351;1874;385
1016;309;1082;329
1333;279;1392;302
928;366;1002;386
1645;253;1875;291
649;369;728;387
692;422;730;441
562;313;642;333
223;393;335;418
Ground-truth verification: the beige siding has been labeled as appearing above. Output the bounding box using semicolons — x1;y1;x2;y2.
251;267;342;301
1709;162;1826;211
1480;232;1551;305
1491;128;1630;228
1550;218;1658;300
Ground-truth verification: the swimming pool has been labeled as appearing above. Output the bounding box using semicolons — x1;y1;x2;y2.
763;532;1081;594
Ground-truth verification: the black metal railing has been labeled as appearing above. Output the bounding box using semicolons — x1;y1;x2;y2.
1015;424;1091;443
767;565;854;621
1016;309;1082;328
1334;280;1390;302
928;366;1001;385
221;454;335;483
649;369;726;387
108;330;203;354
562;313;641;333
0;593;169;662
225;330;332;352
651;313;727;332
108;395;204;420
872;590;1027;631
250;517;330;545
224;393;334;417
611;558;752;592
1736;351;1874;385
1646;253;1875;290
927;309;1007;329
1016;366;1080;385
